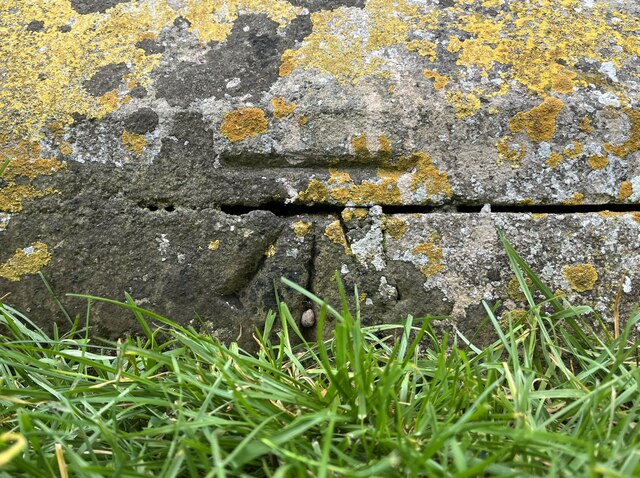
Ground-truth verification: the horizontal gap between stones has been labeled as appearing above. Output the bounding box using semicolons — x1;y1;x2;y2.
139;201;640;216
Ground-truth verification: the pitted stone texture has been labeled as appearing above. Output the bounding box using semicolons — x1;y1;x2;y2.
311;209;640;341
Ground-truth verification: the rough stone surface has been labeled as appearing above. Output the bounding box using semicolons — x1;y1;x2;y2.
1;0;639;346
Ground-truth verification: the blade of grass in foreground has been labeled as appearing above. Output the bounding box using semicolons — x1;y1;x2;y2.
0;234;638;476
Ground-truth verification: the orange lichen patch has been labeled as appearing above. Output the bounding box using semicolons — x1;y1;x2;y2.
324;220;351;254
509;98;565;142
563;192;584;205
121;130;146;154
563;263;598;293
292;221;312;237
297;178;329;203
220;108;269;142
412;242;444;279
563;141;583;159
445;91;481;118
384;216;407;240
0;142;65;213
423;70;450;90
617;181;633;201
208;240;220;251
587;154;608;170
0;242;52;282
579;117;594;134
265;244;277;257
496;137;526;168
271;97;297;119
604;109;640;158
298;115;309;126
546;152;563;169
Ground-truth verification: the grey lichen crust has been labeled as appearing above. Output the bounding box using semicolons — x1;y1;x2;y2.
1;0;639;344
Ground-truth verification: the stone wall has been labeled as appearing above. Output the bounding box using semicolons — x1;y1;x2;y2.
1;0;639;348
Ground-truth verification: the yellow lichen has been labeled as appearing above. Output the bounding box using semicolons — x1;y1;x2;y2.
423;70;450;90
298;149;451;206
446;91;482;118
220;108;268;142
271;97;297;119
183;0;303;45
384;217;407;240
563;141;583;159
412;242;444;279
563;192;584;205
292;221;312;237
509;98;565;142
0;242;52;282
587;154;608;170
208;240;220;251
408;152;453;199
297;178;329;203
298;115;308;126
377;135;393;161
579;116;594;134
563;263;598;293
59;142;73;156
500;308;528;326
324;220;351;254
407;40;438;61
496;137;526;168
341;208;368;222
0;142;65;213
507;276;533;302
121;130;146;155
265;244;276;257
604;109;640;158
546;152;563;169
617;181;633;201
329;169;352;186
352;134;371;161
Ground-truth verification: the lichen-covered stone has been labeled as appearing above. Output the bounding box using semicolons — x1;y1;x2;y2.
1;0;639;343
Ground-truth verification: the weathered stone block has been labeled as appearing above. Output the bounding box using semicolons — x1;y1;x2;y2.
1;0;638;345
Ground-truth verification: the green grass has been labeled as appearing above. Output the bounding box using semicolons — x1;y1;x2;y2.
0;232;639;477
